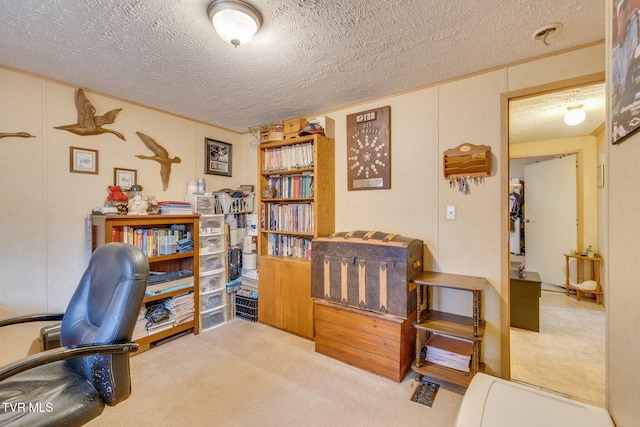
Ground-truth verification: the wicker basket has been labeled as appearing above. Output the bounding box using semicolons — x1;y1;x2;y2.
214;192;254;214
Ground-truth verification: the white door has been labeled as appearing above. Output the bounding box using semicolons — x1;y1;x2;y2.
524;155;577;287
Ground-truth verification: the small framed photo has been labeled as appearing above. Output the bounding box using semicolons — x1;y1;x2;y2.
240;184;254;195
205;138;232;177
70;146;98;174
114;168;137;190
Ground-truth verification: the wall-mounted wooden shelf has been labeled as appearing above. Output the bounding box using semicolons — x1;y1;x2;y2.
443;143;491;178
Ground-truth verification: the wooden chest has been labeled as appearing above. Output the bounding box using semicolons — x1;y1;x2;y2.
311;230;423;318
314;300;416;382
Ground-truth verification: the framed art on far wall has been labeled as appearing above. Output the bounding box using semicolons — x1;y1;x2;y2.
205;138;232;176
70;146;98;174
114;168;137;190
612;0;640;144
346;106;391;190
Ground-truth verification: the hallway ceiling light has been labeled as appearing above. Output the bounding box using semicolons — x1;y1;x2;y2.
207;0;262;47
564;105;586;126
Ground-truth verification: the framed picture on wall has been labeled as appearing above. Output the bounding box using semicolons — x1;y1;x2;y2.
114;168;137;190
346;106;391;190
611;0;640;144
205;138;232;176
69;146;98;174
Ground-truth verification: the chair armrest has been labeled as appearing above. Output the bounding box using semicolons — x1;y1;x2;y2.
0;341;139;382
0;313;64;328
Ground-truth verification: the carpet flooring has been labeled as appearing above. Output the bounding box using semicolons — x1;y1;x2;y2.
87;319;467;427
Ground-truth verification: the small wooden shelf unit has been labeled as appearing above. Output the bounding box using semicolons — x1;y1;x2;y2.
563;253;603;304
411;271;486;387
92;214;200;350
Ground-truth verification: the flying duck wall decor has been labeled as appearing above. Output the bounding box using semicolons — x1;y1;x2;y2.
0;132;35;139
135;131;181;191
54;88;125;140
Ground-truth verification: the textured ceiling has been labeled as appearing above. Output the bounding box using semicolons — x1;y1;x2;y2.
510;83;606;144
0;0;605;136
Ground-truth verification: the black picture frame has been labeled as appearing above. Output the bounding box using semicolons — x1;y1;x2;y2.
205;138;232;176
611;0;640;144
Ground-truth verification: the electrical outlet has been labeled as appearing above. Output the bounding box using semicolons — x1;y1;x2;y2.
446;205;456;220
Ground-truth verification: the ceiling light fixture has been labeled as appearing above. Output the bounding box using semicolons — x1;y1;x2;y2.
564;105;586;126
207;0;262;47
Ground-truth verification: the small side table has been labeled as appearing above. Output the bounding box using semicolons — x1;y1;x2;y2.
510;270;542;332
564;253;603;304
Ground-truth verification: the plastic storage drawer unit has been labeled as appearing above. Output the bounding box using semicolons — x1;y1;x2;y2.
200;270;225;293
200;308;226;331
200;289;225;312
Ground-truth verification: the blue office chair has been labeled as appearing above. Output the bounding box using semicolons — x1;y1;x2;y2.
0;242;149;426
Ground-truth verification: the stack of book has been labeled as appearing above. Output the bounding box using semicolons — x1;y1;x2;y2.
425;334;473;372
132;306;148;340
145;270;194;297
158;201;192;215
165;293;194;325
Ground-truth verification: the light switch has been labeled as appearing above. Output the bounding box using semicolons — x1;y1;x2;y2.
446;205;456;220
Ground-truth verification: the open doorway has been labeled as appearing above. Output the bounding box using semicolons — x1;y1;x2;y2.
507;82;606;406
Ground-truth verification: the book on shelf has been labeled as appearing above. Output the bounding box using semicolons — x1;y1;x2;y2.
266;234;313;259
425;334;472;372
260;202;314;233
111;226;192;257
263;141;314;171
266;173;314;199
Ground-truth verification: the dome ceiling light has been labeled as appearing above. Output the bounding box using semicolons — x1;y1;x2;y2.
207;0;262;47
564;105;586;126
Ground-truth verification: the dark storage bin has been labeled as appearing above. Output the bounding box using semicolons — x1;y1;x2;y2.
235;295;258;322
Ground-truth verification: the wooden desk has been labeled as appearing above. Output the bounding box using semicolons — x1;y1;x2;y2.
510;270;541;332
563;253;603;304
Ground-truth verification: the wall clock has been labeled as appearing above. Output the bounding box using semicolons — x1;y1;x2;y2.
346;106;391;191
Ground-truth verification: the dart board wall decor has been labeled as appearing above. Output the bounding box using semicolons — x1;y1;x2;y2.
346;106;391;191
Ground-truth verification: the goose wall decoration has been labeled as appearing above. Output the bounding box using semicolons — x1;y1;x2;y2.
0;132;35;139
54;88;125;140
135;131;181;191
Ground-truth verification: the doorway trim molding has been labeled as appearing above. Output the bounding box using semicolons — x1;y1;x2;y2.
500;71;605;379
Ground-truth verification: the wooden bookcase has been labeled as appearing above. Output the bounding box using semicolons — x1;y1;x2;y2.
257;134;335;339
92;214;200;349
411;271;486;387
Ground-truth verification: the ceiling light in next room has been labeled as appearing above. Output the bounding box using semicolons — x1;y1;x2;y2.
564;105;586;126
207;0;263;47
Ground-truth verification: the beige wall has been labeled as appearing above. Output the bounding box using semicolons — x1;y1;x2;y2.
606;0;640;423
607;132;640;426
0;67;246;315
1;43;613;389
245;43;606;377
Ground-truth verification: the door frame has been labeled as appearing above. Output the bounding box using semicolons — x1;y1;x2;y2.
500;72;605;378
